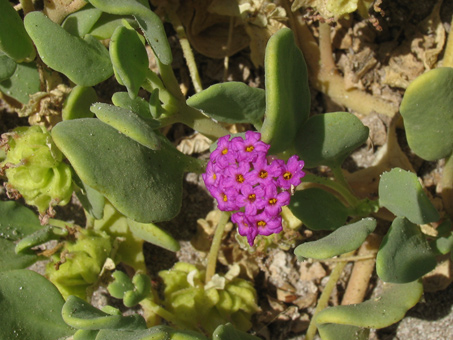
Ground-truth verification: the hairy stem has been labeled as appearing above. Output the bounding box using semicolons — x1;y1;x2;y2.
205;211;231;283
305;251;355;340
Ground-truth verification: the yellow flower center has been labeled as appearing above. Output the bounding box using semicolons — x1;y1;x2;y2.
268;198;277;205
236;174;244;183
246;145;254;152
222;194;228;202
248;194;256;201
222;148;228;155
257;220;266;227
259;170;268;179
283;171;292;180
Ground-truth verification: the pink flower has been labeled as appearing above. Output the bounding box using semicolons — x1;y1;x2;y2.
277;155;305;189
244;156;283;186
236;183;266;215
210;135;236;168
231;131;270;162
252;212;283;236
232;212;258;246
263;182;290;216
210;186;240;211
222;161;251;191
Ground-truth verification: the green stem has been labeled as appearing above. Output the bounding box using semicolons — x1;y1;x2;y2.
166;7;203;93
302;173;359;207
140;297;195;330
305;251;354;340
157;59;185;102
205;211;231;283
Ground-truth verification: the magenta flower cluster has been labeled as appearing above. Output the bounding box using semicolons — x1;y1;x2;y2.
202;131;305;246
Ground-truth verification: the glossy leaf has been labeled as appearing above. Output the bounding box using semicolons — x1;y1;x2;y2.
295;112;369;168
0;61;40;104
112;91;154;120
63;85;98;120
376;217;437;283
0;269;75;339
187;82;265;124
88;0;172;65
62;295;147;330
316;280;423;340
0;201;42;271
288;187;348;230
294;218;376;261
110;26;148;99
400;67;453;161
24;11;113;86
379;168;440;224
52;119;186;223
127;218;180;252
260;27;310;153
91;103;161;150
62;4;103;37
0;0;35;62
0;51;16;81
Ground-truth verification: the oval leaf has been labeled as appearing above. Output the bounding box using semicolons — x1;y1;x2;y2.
0;52;16;82
24;11;113;86
91;103;160;150
294;218;376;261
379;168;440;224
0;0;36;62
400;67;453;161
288;187;348;231
62;295;146;330
261;27;310;153
376;217;437;283
0;201;42;271
187;82;265;124
127;218;180;252
61;4;103;37
112;91;153;120
63;85;98;120
316;280;423;340
295;112;369;168
52;118;186;223
0;61;40;104
0;269;74;339
110;26;148;99
87;0;172;65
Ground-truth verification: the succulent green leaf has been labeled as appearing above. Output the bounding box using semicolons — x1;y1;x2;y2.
379;168;440;224
62;4;103;37
400;67;453;161
376;217;437;283
63;85;98;120
15;225;66;254
89;14;137;40
0;61;40;104
212;323;261;340
127;218;180;252
0;201;42;271
123;273;152;307
187;82;265;124
260;27;310;153
107;271;135;299
0;269;75;339
94;326;209;340
0;51;16;82
294;218;376;261
52;119;186;223
75;178;106;220
0;0;36;62
295;112;369;168
110;26;149;99
316;280;423;340
74;329;99;340
62;295;147;330
87;0;172;65
24;11;113;86
112;91;154;120
431;219;453;255
288;187;348;230
91;103;161;150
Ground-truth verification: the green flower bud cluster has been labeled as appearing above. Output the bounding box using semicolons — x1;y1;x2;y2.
46;228;112;300
1;125;73;213
159;262;259;334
